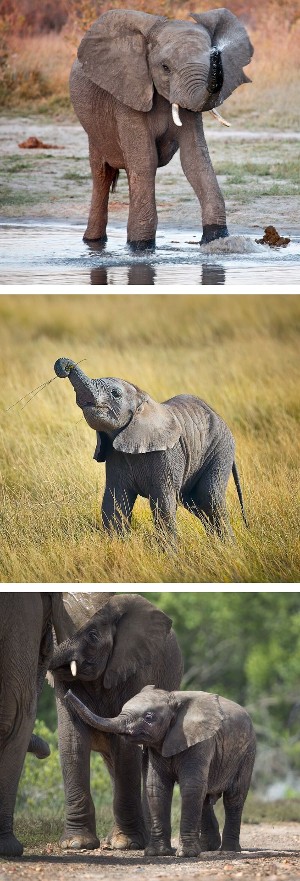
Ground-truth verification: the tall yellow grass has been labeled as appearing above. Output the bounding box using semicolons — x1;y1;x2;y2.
0;294;299;583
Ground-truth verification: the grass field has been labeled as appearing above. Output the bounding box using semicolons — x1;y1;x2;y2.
0;294;299;583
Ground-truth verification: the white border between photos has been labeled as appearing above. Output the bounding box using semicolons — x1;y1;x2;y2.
1;284;300;295
0;584;298;591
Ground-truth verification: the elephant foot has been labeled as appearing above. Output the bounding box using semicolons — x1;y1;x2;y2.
221;840;241;852
145;842;173;856
176;842;202;858
106;828;146;850
83;233;107;244
200;224;228;245
200;832;221;851
60;829;100;851
127;239;156;252
0;832;24;858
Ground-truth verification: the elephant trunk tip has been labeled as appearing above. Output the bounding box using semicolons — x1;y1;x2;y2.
54;357;76;378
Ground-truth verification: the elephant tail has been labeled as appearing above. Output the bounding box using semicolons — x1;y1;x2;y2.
111;169;119;193
232;461;249;527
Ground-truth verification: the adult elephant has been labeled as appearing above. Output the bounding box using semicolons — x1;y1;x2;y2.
49;593;183;851
53;358;248;537
0;593;53;857
70;8;253;248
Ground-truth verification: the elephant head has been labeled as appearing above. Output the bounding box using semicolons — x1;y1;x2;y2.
49;595;173;689
76;8;253;122
54;357;181;457
65;685;223;754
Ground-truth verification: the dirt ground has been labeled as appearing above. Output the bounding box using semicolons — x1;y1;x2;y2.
1;116;299;233
1;826;300;881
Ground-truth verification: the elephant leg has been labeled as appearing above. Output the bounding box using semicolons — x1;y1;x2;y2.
144;753;174;856
178;111;228;244
221;746;256;852
200;796;221;851
108;736;148;850
101;484;137;534
177;779;205;857
117;109;158;248
149;490;177;543
84;140;117;242
56;688;99;850
184;457;233;538
0;718;36;857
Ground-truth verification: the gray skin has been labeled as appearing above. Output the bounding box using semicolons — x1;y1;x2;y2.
49;593;183;852
0;593;53;857
66;684;256;858
70;8;253;249
54;357;248;538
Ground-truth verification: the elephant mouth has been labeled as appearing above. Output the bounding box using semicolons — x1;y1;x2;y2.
51;660;96;681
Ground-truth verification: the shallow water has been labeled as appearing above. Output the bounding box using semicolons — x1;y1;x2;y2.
0;220;299;285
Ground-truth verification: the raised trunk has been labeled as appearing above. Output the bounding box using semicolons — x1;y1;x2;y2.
65;690;126;734
54;358;96;407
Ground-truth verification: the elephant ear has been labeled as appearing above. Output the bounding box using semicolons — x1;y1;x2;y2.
103;594;173;689
93;431;111;463
77;10;165;111
162;692;223;757
191;8;253;107
113;397;181;454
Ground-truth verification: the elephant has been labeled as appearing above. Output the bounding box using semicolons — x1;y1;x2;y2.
49;593;183;851
70;8;253;249
0;593;53;857
54;357;248;538
66;684;256;858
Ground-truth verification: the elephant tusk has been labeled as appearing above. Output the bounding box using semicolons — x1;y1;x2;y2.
172;103;182;127
210;108;231;127
70;661;77;677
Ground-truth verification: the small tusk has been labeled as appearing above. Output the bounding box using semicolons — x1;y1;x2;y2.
172;103;182;127
210;108;231;127
70;661;77;677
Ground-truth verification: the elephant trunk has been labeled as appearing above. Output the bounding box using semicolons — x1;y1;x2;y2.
65;691;126;734
54;358;96;407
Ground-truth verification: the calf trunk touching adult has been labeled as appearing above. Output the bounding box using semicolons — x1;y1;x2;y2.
65;691;127;734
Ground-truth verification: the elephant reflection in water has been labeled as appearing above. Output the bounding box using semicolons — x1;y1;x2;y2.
70;8;253;249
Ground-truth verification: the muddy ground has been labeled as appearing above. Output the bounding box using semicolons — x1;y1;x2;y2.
1;826;300;881
0;116;299;234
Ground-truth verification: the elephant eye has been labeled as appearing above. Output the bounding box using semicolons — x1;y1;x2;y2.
87;630;98;643
111;387;122;399
145;712;154;723
162;63;170;73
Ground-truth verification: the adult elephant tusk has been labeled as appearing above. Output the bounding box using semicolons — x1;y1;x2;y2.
172;103;182;127
210;108;231;127
70;661;77;677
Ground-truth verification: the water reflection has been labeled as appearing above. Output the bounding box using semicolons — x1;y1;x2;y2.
90;265;156;285
201;264;226;285
90;263;226;285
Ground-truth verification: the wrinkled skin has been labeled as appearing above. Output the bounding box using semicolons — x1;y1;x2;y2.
54;357;248;539
66;684;256;858
0;593;53;857
70;8;253;248
49;593;183;852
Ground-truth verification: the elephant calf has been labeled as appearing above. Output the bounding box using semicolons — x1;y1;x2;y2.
54;357;248;539
66;685;256;858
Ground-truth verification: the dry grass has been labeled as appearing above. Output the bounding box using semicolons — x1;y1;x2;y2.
0;294;299;584
0;3;299;126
